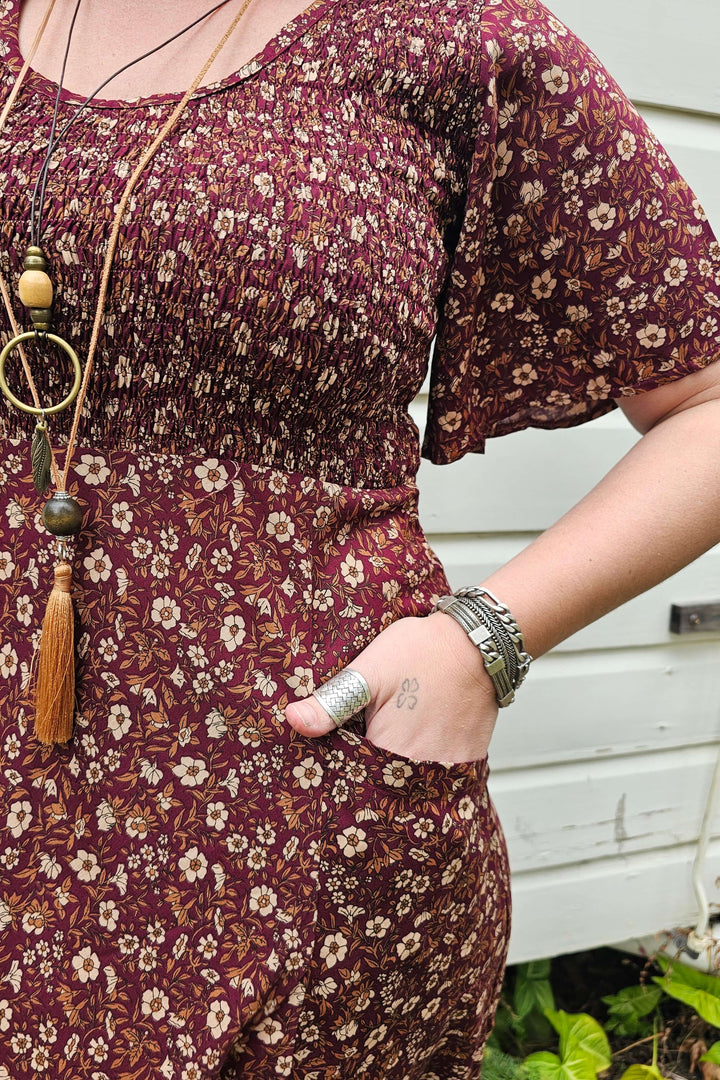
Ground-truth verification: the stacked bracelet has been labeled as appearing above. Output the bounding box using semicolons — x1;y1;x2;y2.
433;587;532;708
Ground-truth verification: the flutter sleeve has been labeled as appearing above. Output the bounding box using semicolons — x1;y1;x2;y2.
422;0;720;465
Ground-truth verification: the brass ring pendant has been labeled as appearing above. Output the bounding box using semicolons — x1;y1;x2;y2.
0;331;82;416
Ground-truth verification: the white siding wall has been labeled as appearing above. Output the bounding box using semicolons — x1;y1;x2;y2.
414;0;720;963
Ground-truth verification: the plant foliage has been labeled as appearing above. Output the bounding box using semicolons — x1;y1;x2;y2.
700;1042;720;1065
484;1044;531;1080
653;955;720;1028
525;1010;612;1080
601;985;663;1038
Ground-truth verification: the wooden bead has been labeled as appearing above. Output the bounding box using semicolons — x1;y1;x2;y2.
18;269;53;310
42;494;83;537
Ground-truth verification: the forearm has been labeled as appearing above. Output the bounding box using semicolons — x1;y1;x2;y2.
479;398;720;659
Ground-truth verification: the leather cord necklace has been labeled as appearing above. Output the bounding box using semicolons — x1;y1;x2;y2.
0;0;257;744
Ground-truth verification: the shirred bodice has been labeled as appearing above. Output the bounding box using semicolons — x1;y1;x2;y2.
0;0;477;487
1;0;719;487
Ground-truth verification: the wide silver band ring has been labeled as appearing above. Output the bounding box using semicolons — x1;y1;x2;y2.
312;667;371;729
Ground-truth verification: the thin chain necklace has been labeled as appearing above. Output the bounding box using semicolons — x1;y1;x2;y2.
0;0;257;744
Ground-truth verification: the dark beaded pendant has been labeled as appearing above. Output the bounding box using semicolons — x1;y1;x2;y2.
42;492;83;537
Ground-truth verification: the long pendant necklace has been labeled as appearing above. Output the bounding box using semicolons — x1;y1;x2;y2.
0;0;256;745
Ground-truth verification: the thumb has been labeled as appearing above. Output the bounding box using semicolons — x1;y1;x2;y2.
285;667;373;738
285;693;336;737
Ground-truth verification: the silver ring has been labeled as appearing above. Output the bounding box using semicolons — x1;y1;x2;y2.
312;668;371;729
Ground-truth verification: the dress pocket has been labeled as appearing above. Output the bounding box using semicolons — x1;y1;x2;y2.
316;716;489;804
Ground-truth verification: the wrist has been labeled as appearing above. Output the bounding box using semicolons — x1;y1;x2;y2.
427;610;498;701
431;587;532;708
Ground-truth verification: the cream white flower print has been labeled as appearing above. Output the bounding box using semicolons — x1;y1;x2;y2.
141;988;169;1021
151;595;181;629
6;800;31;837
382;761;413;788
0;643;18;679
75;454;110;485
107;703;131;740
588;202;617;231
320;932;348;969
340;553;364;586
265;511;295;541
71;947;100;984
111;501;134;533
337;826;368;857
172;757;209;787
83;547;113;583
285;666;314;697
541;64;569;95
219;613;246;652
194;459;229;493
206;1000;231;1039
532;270;557;299
637;324;668;349
254;1017;284;1045
292;756;323;789
14;594;32;626
69;850;102;882
1;0;716;1072
178;847;208;884
248;885;278;915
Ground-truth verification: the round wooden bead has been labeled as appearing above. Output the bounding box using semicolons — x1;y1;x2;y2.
42;494;83;537
18;269;53;310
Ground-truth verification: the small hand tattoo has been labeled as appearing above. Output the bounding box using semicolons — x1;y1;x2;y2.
396;677;419;710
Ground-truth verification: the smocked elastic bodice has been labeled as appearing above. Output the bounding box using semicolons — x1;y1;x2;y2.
0;0;482;488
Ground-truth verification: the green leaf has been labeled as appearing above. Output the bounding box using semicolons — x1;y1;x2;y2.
602;985;663;1037
604;1013;654;1039
700;1043;720;1066
515;962;556;1021
525;1049;597;1080
653;966;720;1028
654;956;720;994
620;1065;664;1080
602;985;662;1020
524;959;553;980
545;1010;612;1074
525;1051;562;1080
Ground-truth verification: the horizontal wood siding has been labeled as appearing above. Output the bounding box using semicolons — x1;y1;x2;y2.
511;838;720;960
412;0;720;962
546;0;720;116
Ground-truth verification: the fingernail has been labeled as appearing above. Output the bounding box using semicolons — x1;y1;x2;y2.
290;699;319;729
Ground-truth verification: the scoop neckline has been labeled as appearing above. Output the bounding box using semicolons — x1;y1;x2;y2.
3;0;336;109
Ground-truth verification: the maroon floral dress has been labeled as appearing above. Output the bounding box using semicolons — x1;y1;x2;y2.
0;0;718;1077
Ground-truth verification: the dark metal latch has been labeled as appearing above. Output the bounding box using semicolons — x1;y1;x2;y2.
670;602;720;635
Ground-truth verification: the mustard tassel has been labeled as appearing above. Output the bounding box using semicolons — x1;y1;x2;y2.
35;562;75;745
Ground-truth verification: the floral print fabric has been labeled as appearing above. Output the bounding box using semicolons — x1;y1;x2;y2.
0;0;718;1074
424;0;720;461
0;0;716;483
0;448;510;1078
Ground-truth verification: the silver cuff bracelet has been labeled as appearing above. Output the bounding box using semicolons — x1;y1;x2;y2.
433;587;532;708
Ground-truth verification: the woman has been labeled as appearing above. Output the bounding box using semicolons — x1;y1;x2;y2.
0;0;718;1076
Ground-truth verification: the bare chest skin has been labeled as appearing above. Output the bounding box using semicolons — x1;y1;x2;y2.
17;0;316;100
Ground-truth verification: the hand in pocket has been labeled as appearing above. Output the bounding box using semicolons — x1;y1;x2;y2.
285;611;499;763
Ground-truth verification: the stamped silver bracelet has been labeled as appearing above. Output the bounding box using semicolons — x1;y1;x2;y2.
433;589;532;708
